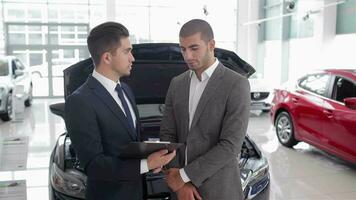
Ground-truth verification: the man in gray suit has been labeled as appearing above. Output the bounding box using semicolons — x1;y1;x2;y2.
160;19;251;200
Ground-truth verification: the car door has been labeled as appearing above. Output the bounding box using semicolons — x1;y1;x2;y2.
293;73;331;145
322;75;356;160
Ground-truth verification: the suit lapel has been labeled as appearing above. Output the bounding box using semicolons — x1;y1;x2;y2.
87;76;137;141
190;64;225;129
180;72;191;142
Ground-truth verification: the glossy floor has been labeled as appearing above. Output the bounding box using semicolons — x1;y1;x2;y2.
0;99;355;200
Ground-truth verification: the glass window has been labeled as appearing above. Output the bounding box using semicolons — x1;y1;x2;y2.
60;9;75;21
336;0;356;34
299;73;330;96
28;9;42;20
78;49;89;60
4;1;99;97
6;9;25;20
29;33;43;45
289;0;319;39
49;34;59;44
30;53;44;66
61;33;75;39
63;49;75;59
78;33;87;39
333;77;356;102
9;33;26;45
76;10;88;21
77;26;88;32
264;0;282;40
48;8;58;21
61;26;75;32
28;26;42;31
290;17;314;38
8;25;25;31
49;26;58;32
116;6;150;43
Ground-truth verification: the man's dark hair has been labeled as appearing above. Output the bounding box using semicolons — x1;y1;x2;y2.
179;19;214;42
87;22;129;66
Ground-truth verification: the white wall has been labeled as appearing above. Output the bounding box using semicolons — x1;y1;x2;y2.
322;33;356;68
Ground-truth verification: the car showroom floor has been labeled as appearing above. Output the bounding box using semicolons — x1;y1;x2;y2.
0;99;355;200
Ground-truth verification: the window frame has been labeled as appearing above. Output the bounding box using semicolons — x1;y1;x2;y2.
330;75;356;103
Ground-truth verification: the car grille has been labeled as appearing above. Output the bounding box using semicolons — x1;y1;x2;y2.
251;92;269;101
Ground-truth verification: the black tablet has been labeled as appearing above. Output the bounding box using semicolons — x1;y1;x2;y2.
119;141;184;159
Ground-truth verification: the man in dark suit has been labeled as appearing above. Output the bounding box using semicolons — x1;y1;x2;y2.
160;19;250;200
65;22;176;200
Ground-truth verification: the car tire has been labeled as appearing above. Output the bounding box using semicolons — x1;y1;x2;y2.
275;111;298;147
0;94;13;121
25;84;33;107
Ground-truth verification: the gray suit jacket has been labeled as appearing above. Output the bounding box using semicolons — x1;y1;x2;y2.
160;63;251;200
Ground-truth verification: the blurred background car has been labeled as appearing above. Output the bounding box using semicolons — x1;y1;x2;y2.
48;43;270;200
249;74;274;112
270;69;356;164
30;59;77;78
0;56;33;121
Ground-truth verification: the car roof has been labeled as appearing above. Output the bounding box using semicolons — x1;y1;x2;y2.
324;69;356;81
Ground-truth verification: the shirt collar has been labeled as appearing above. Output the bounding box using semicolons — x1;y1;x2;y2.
92;69;120;92
190;58;219;82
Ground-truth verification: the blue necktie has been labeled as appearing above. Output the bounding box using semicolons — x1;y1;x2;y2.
115;84;136;137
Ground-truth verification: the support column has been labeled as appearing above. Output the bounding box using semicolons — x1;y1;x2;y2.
281;0;292;83
237;0;260;70
315;0;337;67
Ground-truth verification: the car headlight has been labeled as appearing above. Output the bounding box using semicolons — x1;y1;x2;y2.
241;159;270;199
51;163;86;199
251;164;269;181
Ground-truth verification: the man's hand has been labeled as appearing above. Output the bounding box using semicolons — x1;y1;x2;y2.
147;149;176;173
177;183;202;200
164;168;185;192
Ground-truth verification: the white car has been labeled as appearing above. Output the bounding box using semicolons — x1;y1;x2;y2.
249;75;273;112
0;56;33;121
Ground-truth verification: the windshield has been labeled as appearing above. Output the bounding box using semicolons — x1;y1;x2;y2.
0;59;9;76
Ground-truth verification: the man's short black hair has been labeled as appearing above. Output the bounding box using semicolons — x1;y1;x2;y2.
179;19;214;42
87;22;129;66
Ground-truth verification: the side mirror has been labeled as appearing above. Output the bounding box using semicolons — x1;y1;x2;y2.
15;69;24;77
344;97;356;110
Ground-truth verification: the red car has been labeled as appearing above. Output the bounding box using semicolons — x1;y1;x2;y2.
270;69;356;164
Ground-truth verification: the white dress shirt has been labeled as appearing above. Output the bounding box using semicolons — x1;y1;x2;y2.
92;70;149;174
179;58;219;183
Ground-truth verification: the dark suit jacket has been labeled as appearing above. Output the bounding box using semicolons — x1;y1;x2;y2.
160;63;251;200
65;75;143;200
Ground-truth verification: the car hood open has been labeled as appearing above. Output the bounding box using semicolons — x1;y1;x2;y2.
63;43;255;104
